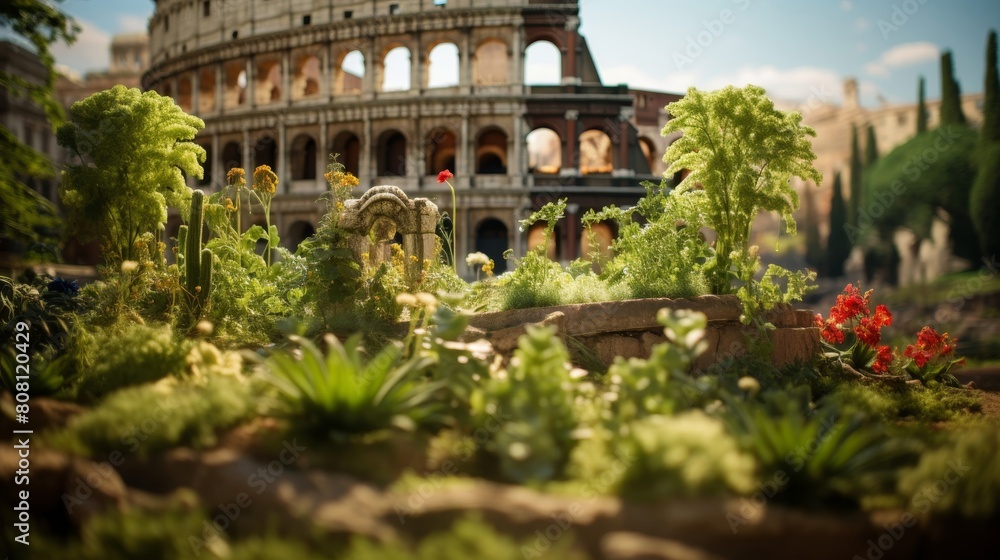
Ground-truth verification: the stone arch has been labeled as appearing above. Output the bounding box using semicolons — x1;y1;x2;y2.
524;40;561;85
254;134;277;173
381;45;411;91
378;129;407;176
331;131;362;177
177;74;193;111
474;38;508;86
527;127;562;174
224;61;246;108
341;186;439;283
221;141;242;174
198;66;216;113
426;127;456;175
293;52;322;99
527;222;559;260
476;128;507;174
638;136;657;174
336;50;365;94
580;128;613;175
427;42;459;88
475;218;509;274
290;133;317;180
254;58;282;104
284;220;315;250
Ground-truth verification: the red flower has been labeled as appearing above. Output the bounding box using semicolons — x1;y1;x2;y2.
821;320;845;344
905;326;958;369
854;316;882;347
872;304;892;328
829;284;868;324
872;345;894;374
814;313;824;328
437;169;454;183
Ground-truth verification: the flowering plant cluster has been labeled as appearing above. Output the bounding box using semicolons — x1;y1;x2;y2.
816;284;894;374
903;326;964;387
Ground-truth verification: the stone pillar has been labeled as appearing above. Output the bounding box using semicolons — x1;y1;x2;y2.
563;109;579;176
191;71;200;116
459;114;471;181
364;39;377;96
615;107;634;177
511;111;523;185
412;34;423;91
212;133;221;189
459;28;472;92
246;57;255;108
562;16;581;86
318;112;328;185
362;115;373;184
242;128;252;173
215;62;224;113
281;51;291;105
278;120;287;192
322;43;332;101
511;25;524;88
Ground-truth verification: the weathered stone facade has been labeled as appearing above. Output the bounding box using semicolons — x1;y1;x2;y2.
144;0;681;277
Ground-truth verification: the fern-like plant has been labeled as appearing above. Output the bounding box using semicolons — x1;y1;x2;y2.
261;334;444;439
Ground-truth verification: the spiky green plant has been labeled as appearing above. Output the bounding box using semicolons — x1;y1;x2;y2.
261;334;444;438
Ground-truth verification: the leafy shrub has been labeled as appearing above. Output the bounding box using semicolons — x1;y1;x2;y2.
825;383;981;423
618;411;757;500
725;387;920;507
67;322;191;401
46;376;254;457
261;334;443;440
472;325;580;483
898;428;1000;518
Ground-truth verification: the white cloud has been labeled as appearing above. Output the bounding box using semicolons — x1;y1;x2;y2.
51;18;110;75
704;65;844;105
117;15;148;34
599;64;698;94
864;41;939;77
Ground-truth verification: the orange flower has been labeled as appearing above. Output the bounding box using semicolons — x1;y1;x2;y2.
253;165;278;194
226;167;246;188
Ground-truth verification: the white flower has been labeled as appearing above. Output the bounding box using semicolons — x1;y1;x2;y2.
466;251;490;267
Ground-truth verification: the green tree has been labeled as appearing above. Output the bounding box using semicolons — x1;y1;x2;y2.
826;172;851;278
865;124;879;166
57;86;206;263
663;85;822;293
849;123;863;228
803;180;824;272
982;30;999;144
939;50;967;126
916;76;929;135
0;0;78;251
971;30;1000;258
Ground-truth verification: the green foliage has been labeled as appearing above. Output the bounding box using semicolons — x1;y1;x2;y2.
863;125;981;263
865;124;879;166
57;85;205;263
618;411;757;500
939;50;967;126
825;383;981;423
971;144;1000;258
46;375;254;457
898;427;1000;519
984;30;1000;144
66;322;191;401
472;325;579;483
663;85;822;293
0;126;61;252
261;334;443;439
181;190;212;314
916;76;929;135
849;124;863;228
726;387;920;507
802;183;824;271
586;181;709;299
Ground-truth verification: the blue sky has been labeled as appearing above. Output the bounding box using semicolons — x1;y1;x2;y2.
42;0;1000;108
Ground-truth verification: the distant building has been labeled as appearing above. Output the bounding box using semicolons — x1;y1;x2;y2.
143;0;682;276
56;33;149;108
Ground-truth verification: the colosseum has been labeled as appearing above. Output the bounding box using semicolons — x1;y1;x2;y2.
144;0;680;276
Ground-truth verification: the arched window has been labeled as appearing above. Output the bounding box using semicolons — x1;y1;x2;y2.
382;46;411;91
527;223;559;260
255;59;282;104
337;50;365;94
223;62;247;108
476;129;507;174
331;132;361;177
198;66;216;113
284;221;316;250
221;141;242;173
177;75;192;111
291;134;317;180
378;130;407;176
524;40;561;85
580;129;613;175
474;39;508;86
427;43;459;88
293;53;321;98
638;137;657;174
475;219;509;274
426;128;456;175
527;128;561;174
254;135;277;174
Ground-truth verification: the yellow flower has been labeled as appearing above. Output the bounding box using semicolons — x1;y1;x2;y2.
482;259;495;277
224;198;236;212
253;165;278;194
226;167;246;188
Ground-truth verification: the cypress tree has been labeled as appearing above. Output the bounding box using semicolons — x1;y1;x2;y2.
826;172;851;278
982;30;999;144
803;182;824;271
916;76;929;134
865;124;879;166
939;50;967;126
848;124;862;228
